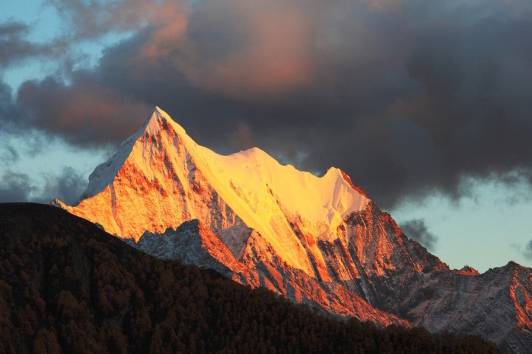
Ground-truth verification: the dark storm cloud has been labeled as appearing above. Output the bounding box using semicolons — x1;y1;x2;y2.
0;80;18;129
0;144;19;163
400;219;437;251
524;240;532;260
9;0;532;207
0;21;64;67
0;171;34;202
49;0;187;40
17;75;151;147
0;81;22;163
0;168;86;205
40;167;86;205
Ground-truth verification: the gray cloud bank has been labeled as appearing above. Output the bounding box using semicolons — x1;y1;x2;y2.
2;0;532;208
400;219;437;251
0;168;85;205
524;240;532;260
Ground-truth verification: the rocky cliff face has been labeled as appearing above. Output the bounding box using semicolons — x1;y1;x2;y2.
56;107;532;353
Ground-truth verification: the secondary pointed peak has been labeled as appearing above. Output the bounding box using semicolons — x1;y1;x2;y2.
143;106;190;140
324;166;340;176
240;146;272;160
337;168;369;198
454;265;480;276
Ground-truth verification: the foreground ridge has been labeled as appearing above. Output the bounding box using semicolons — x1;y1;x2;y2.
57;107;532;354
0;203;501;354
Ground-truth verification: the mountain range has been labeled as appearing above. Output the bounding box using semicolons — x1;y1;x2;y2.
54;107;532;353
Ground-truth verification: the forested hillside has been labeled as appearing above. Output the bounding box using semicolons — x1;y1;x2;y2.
0;204;500;354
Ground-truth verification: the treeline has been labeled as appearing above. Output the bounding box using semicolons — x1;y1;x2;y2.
0;204;500;354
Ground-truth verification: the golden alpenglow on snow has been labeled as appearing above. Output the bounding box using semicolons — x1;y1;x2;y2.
55;108;532;353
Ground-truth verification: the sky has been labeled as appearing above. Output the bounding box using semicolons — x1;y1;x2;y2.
1;0;532;272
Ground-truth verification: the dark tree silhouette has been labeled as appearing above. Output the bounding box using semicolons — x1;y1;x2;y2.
0;204;500;354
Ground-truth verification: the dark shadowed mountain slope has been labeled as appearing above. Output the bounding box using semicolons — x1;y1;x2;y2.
0;203;500;354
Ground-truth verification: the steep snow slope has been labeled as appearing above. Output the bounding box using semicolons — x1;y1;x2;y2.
59;107;369;275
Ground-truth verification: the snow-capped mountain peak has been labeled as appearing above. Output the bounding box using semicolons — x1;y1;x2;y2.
57;107;532;353
62;106;372;275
